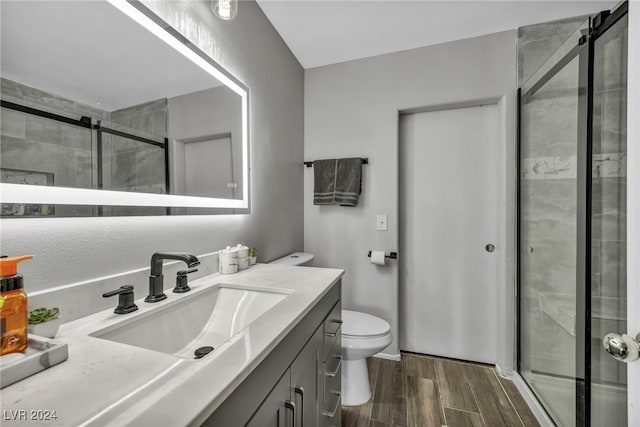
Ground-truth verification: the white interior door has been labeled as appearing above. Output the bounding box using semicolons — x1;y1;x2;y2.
184;136;234;198
399;104;499;364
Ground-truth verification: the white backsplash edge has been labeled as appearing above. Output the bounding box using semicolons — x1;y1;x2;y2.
27;251;221;323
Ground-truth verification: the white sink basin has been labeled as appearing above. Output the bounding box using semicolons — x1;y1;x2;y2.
90;284;289;359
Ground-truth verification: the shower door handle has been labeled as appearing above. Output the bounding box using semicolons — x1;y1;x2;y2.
603;332;640;363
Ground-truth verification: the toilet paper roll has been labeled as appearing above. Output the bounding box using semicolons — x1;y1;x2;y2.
370;250;386;266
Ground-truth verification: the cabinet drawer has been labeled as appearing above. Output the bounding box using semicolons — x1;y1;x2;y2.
323;301;342;362
322;356;342;426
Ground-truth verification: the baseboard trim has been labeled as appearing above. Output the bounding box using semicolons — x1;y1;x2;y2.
510;372;555;427
373;352;401;361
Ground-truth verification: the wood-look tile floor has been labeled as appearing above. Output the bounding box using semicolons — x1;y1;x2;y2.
342;353;540;427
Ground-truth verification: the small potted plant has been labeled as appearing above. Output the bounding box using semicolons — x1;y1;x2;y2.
28;307;61;338
248;248;257;265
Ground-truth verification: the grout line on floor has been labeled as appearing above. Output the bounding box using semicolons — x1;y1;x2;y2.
433;377;447;425
467;381;488;427
441;405;483;416
492;370;527;427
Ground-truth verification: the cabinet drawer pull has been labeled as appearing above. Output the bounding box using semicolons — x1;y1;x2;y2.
325;320;343;337
294;386;304;427
322;391;341;418
324;355;342;377
285;400;296;427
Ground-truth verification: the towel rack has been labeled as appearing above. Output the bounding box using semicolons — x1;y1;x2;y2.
367;251;397;259
304;158;369;168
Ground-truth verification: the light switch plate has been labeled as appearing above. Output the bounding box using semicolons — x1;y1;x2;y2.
376;214;388;231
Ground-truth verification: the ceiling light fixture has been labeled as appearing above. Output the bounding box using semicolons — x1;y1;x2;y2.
211;0;237;21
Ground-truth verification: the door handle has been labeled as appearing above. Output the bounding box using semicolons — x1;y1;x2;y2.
322;391;342;418
325;320;343;337
602;333;640;362
294;386;304;427
485;244;495;253
285;400;296;427
325;355;342;377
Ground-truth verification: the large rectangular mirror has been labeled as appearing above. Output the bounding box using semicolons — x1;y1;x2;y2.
0;0;249;216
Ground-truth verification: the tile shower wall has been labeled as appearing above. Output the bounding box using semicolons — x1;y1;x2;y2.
518;16;588;86
106;98;168;194
518;17;588;382
0;78;103;216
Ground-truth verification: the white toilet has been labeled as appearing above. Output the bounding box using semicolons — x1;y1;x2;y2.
341;310;392;406
269;252;392;406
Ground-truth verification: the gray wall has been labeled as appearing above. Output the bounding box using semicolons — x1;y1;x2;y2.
1;0;304;292
304;31;517;360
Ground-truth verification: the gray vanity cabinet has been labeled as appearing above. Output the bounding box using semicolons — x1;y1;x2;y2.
203;281;341;427
246;370;291;427
248;326;323;427
290;327;323;427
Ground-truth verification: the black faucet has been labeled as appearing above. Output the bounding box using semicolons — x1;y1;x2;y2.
146;252;200;303
103;285;138;314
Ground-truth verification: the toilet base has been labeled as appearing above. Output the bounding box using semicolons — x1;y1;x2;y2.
341;358;372;406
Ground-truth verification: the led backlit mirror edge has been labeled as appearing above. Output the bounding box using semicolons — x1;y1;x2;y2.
0;0;250;214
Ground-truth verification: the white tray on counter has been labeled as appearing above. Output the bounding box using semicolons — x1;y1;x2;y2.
0;335;68;388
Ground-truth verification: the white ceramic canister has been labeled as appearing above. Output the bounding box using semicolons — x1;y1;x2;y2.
219;247;239;275
236;244;249;270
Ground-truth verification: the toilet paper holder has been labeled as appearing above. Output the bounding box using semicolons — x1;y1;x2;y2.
367;251;397;259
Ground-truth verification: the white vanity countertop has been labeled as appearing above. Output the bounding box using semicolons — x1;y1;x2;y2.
0;264;344;426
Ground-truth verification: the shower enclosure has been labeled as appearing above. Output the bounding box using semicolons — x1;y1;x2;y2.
518;3;629;426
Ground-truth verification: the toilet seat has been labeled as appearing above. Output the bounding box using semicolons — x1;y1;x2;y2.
342;310;390;339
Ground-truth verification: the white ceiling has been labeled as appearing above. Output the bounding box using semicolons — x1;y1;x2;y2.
256;0;617;69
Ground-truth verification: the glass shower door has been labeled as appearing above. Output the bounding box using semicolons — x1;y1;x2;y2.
518;24;589;427
519;6;630;426
590;12;628;427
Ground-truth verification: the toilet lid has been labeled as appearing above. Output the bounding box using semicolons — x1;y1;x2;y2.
341;310;390;338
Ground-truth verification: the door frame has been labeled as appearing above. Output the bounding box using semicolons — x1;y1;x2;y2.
397;95;516;373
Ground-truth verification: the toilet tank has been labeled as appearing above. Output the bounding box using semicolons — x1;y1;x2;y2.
269;252;314;266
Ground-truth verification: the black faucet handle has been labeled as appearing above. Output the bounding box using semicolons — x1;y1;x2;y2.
174;269;197;294
103;284;134;298
103;285;138;314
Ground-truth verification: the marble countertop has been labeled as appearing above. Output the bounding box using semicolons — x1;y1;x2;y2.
0;264;343;426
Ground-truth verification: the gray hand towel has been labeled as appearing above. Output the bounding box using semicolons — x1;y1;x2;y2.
334;157;362;207
313;159;337;205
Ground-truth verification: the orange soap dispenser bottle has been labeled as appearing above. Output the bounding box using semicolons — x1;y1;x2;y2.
0;255;33;355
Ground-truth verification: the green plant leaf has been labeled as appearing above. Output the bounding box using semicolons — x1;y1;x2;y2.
28;307;59;324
